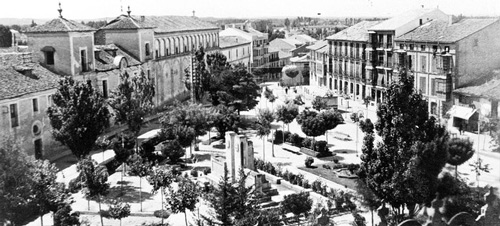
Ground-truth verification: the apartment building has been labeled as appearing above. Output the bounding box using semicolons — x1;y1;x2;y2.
326;21;381;101
307;40;328;88
366;8;448;103
219;36;251;67
395;18;500;126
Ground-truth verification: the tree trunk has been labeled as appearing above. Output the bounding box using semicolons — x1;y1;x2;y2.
455;165;458;178
98;195;104;226
140;177;143;212
283;122;285;143
371;209;374;226
263;136;266;161
184;211;189;226
161;187;164;225
272;131;275;157
88;199;90;211
40;213;43;226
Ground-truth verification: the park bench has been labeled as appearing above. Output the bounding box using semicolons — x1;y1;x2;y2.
282;142;301;155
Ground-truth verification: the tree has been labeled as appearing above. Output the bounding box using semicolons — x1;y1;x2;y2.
166;178;200;226
206;166;234;225
31;20;37;27
127;154;153;212
280;192;313;225
109;70;155;141
47;77;110;159
105;200;130;226
319;110;343;143
312;96;328;111
0;25;12;47
356;180;380;226
297;110;328;150
213;105;240;139
147;166;175;224
276;104;299;132
256;108;274;159
268;93;277;112
77;158;110;226
216;64;260;113
53;204;80;226
358;71;449;221
284;18;290;29
447;138;474;178
359;118;374;134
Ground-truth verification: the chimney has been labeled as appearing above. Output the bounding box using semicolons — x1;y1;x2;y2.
448;15;453;25
140;16;145;22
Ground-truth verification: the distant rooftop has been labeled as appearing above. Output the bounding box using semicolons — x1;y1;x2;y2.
25;17;96;33
369;8;439;31
306;40;327;50
0;63;60;100
219;36;250;48
327;20;383;41
289;34;317;43
101;15;218;33
396;18;499;43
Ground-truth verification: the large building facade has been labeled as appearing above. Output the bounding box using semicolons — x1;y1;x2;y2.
219;36;251;67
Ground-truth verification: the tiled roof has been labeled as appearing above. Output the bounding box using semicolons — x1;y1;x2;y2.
327;20;383;41
369;8;437;31
282;38;302;47
306;40;328;50
290;34;317;43
101;15;218;33
396;18;499;43
94;44;142;71
453;76;500;100
25;17;96;33
0;64;60;100
219;36;250;48
278;50;292;59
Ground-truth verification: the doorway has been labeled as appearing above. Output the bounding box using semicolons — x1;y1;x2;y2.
34;139;43;159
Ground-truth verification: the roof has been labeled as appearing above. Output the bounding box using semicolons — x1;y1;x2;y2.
278;50;292;59
290;54;310;63
453;77;500;100
307;40;328;50
219;36;250;48
101;15;218;33
289;34;317;44
282;38;302;46
317;45;328;54
246;27;267;38
0;64;60;100
396;18;499;43
447;105;477;120
220;28;255;41
327;20;383;41
94;44;142;71
25;17;96;33
369;8;437;31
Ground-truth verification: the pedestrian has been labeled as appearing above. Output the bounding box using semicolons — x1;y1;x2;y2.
285;87;288;94
458;123;463;135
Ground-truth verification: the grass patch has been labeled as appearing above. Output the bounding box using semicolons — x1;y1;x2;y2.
299;163;359;190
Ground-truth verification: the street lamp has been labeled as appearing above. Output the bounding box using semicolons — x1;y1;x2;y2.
355;110;364;157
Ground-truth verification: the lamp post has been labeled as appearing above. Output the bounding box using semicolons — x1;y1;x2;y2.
355;110;364;157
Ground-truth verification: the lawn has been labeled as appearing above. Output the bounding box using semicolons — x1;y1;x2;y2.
298;163;359;190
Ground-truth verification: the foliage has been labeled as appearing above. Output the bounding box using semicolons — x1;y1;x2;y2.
358;71;449;216
447;138;474;166
161;102;214;139
312;96;328;111
166;177;200;226
47;77;109;159
106;201;131;220
314;140;328;153
147;166;175;194
297;110;327;138
128;154;153;178
284;66;300;78
0;25;12;47
302;137;313;149
359;118;374;134
293;95;305;105
255;108;274;139
213;105;240;138
111;132;136;164
352;211;367;226
319;110;343;131
77;158;110;199
53;204;80;226
275;104;299;130
205;166;233;225
109;70;155;136
305;157;314;168
287;133;304;147
273;130;284;144
281;192;313;218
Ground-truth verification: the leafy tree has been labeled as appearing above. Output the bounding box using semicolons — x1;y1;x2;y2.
206;166;234;225
280;192;313;225
31;20;37;27
109;70;155;141
47;77;110;159
127;154;153;212
312;96;328;111
356;180;380;226
77;158;110;226
359;118;374;134
215;64;260;113
159;138;187;163
358;71;449;220
105;200;130;226
0;25;12;47
447;138;474;178
268;93;277;112
53;204;80;226
213;105;240;139
166;178;200;226
147;166;175;222
275;104;299;132
284;18;290;29
256;109;274;159
297;110;328;150
319;110;343;143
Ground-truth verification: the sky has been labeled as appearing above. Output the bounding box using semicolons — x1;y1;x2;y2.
1;0;499;20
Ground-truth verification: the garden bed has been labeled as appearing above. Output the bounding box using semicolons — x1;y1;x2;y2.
298;164;359;190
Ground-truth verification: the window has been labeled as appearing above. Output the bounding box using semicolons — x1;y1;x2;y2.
431;78;436;96
102;80;108;99
80;49;88;72
32;98;38;113
419;77;427;94
236;49;238;58
242;47;245;55
399;44;404;50
47;95;53;106
420;55;427;72
409;44;414;50
45;51;54;65
421;45;426;51
145;43;151;56
10;104;18;128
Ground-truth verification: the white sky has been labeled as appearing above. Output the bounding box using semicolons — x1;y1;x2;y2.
1;0;499;20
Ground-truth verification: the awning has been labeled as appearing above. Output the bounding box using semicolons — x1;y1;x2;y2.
447;105;477;120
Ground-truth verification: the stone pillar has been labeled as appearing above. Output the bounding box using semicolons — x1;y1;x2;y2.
234;135;243;179
247;140;255;170
225;131;236;182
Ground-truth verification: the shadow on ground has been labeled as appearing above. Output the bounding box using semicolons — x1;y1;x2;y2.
104;184;154;203
332;149;357;154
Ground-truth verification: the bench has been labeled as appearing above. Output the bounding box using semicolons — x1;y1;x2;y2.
282;142;301;155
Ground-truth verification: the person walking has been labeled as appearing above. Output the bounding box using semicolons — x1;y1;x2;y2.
458;123;463;135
